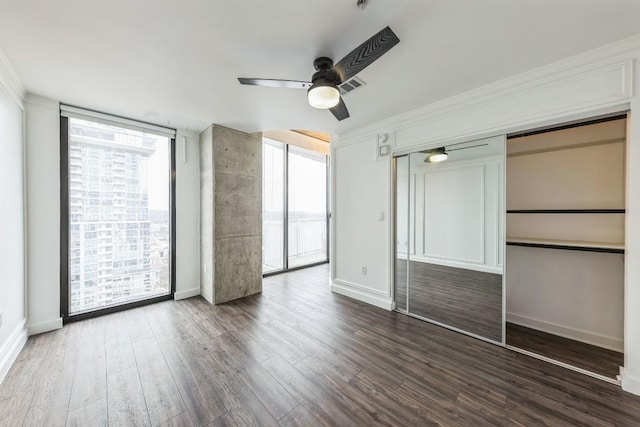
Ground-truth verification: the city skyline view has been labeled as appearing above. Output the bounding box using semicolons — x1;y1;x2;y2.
67;117;171;314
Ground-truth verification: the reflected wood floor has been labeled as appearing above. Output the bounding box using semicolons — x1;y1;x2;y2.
2;264;640;426
396;260;503;342
507;322;624;380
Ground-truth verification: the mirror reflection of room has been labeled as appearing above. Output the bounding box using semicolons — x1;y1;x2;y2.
395;136;505;344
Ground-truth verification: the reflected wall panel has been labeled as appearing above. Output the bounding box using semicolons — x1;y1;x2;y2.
394;156;408;311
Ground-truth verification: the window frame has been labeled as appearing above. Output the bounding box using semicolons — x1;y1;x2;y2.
262;139;330;276
60;111;176;323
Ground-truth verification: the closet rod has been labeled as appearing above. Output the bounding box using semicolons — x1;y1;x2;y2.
506;241;624;254
507;209;625;214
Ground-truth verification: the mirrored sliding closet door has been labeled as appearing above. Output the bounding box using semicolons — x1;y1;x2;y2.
394;136;505;344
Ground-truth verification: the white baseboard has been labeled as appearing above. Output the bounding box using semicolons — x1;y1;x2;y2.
331;279;393;310
0;319;27;384
28;317;62;336
507;312;623;352
621;368;640;396
174;287;200;301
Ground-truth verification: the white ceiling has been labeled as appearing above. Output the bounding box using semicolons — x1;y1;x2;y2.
1;1;639;135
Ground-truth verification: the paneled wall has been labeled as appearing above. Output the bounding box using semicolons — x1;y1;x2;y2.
397;141;504;274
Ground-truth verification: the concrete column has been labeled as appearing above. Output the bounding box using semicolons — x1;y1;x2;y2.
199;124;262;304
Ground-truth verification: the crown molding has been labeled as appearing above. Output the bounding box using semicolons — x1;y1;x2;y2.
0;47;26;108
175;129;200;139
24;93;59;109
339;33;640;143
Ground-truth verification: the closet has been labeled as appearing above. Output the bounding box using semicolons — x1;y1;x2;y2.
505;116;626;380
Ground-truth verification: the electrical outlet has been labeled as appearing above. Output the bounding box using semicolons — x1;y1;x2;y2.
361;266;367;275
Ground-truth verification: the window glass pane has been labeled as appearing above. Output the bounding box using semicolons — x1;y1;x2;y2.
68;117;171;314
263;139;285;272
288;145;327;268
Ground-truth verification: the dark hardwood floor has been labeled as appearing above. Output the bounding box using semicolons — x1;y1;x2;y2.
396;260;503;342
1;264;640;426
507;322;624;380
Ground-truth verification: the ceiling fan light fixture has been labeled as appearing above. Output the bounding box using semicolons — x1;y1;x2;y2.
307;79;340;109
425;147;448;163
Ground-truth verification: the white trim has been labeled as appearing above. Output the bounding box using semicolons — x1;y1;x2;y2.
330;135;338;283
0;47;25;108
174;288;200;301
28;317;62;336
60;104;176;138
333;278;389;296
506;345;619;385
621;367;640;394
0;319;27;384
338;34;640;144
24;93;59;109
407;255;503;275
507;312;623;352
332;279;393;310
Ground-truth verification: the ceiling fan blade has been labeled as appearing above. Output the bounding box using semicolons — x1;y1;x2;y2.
238;78;312;89
332;26;400;83
330;97;350;121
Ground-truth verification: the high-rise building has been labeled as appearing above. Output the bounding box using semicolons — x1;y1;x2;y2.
67;118;169;314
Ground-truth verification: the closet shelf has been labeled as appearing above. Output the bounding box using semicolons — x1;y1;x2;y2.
507;209;625;214
506;237;624;254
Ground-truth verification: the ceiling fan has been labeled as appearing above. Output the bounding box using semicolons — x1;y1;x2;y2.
238;26;400;121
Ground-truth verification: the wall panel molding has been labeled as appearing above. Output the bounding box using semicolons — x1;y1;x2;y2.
422;165;485;264
507;312;623;353
336;38;637;147
332;279;393;310
0;48;25;108
0;320;27;384
27;317;62;336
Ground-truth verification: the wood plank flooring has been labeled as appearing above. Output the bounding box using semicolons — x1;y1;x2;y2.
2;264;640;426
506;322;624;380
396;260;503;342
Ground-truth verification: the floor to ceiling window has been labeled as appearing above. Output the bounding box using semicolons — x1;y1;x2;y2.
262;135;329;274
60;107;175;320
263;139;286;272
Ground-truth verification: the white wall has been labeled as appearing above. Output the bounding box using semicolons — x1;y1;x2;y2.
175;130;201;300
25;95;62;335
24;96;202;334
0;53;27;383
331;137;392;309
507;247;624;351
332;34;640;394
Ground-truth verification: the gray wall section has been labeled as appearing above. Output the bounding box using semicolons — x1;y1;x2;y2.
200;124;262;304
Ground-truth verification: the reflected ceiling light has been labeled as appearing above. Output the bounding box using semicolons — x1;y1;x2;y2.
424;147;448;163
307;78;340;109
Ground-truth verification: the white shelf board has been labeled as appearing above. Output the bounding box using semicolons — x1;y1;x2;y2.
506;237;624;251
